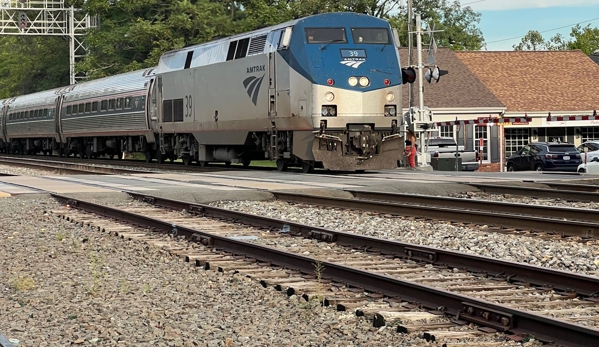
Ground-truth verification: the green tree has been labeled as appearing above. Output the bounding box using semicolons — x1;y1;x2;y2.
514;25;599;54
389;0;484;50
0;36;69;98
79;0;235;79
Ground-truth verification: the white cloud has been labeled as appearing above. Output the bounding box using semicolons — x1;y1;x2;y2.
466;0;598;11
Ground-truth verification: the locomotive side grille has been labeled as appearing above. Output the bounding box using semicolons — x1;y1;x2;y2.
248;35;267;56
163;100;173;122
173;99;184;122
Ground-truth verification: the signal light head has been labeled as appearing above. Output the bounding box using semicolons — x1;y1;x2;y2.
401;67;416;84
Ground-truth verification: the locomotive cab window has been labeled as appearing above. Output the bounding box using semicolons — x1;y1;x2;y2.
351;28;390;44
306;28;347;44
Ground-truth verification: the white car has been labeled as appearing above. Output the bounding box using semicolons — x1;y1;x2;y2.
576;141;599;173
578;156;599;173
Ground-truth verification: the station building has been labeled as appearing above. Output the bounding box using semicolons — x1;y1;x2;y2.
401;48;599;172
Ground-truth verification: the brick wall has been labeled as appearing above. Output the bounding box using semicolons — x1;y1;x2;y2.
477;162;501;172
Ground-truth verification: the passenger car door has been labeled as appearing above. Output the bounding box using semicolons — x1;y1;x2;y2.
516;145;531;170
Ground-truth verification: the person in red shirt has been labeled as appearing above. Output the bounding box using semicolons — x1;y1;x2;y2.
404;140;417;168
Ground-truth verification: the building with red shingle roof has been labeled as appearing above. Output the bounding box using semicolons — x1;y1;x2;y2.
398;48;599;171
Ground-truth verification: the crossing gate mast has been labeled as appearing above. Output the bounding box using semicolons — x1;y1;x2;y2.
0;0;97;84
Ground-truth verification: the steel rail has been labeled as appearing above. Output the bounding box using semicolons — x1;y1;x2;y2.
538;182;599;193
271;191;597;238
345;189;599;223
0;157;145;175
0;333;16;347
468;183;599;202
50;192;599;347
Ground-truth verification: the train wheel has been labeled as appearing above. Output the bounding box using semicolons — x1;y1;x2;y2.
276;159;288;172
242;158;251;168
301;161;314;173
156;150;164;164
144;151;153;163
198;161;208;167
182;155;191;166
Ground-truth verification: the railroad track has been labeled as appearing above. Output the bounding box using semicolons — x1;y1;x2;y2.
0;156;147;175
49;192;599;346
0;154;277;174
536;181;599;193
271;191;598;239
468;182;599;202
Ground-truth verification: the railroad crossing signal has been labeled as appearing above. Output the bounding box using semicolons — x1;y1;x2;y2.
424;65;449;83
401;67;416;84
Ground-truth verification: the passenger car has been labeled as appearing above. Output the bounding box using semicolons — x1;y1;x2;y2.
506;142;582;172
575;140;599;173
577;156;599;173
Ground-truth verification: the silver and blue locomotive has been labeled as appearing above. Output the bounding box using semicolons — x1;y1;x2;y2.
0;12;404;172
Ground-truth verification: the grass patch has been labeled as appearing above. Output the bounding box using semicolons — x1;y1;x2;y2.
11;276;35;291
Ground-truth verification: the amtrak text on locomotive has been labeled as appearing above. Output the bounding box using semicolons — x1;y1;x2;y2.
247;65;266;73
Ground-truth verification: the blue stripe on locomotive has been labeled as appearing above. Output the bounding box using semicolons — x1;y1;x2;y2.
287;13;400;91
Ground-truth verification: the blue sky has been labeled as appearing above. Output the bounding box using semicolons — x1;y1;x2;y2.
466;0;599;51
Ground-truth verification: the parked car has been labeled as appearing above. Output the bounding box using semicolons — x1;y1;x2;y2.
578;156;599;173
506;142;582;172
575;140;599;173
426;137;480;171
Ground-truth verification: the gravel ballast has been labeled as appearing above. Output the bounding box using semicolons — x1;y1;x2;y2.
0;195;436;347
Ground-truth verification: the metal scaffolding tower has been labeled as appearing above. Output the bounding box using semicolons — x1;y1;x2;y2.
0;0;97;84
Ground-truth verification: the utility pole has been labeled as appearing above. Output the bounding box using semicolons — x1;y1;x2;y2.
415;13;429;168
407;0;413;108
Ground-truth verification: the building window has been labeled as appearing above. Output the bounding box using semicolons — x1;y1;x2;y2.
439;125;454;138
474;125;489;160
580;127;599;142
505;128;530;158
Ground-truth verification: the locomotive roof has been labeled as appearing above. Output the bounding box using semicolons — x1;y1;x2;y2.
156;12;386;74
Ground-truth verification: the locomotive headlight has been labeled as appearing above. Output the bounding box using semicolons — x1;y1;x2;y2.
359;77;370;87
348;77;358;86
328;107;337;116
321;106;328;116
324;92;335;102
384;105;397;117
386;92;395;102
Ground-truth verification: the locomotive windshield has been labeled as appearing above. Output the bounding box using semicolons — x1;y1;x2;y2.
351;28;390;44
306;28;347;44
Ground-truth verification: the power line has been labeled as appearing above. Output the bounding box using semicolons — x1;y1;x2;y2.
461;0;488;6
486;16;599;44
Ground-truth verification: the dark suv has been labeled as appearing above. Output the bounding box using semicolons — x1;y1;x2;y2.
506;142;582;172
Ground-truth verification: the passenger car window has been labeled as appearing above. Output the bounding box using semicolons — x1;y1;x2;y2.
305;28;347;44
351;28;390;44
